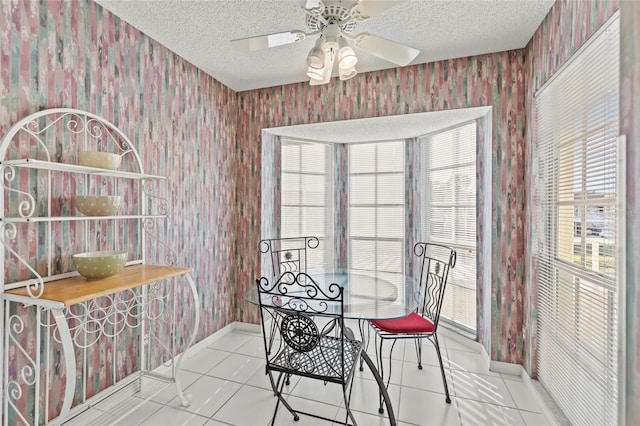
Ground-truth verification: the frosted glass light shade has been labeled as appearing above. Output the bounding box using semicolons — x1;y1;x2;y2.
307;66;325;81
338;37;358;69
307;38;326;69
339;65;357;81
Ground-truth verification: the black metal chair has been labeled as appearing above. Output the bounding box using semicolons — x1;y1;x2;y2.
259;236;319;276
369;242;457;410
256;271;363;426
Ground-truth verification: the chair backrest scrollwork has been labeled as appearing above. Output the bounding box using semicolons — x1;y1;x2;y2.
414;242;457;327
259;236;319;277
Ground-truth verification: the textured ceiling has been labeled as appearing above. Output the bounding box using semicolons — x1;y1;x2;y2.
95;0;554;92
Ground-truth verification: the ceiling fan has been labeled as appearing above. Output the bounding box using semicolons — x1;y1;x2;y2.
230;0;419;85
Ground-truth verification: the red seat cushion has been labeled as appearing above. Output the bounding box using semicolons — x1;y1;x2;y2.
371;312;435;334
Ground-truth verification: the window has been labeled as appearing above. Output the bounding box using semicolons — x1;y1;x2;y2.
348;141;405;287
281;140;334;268
534;15;620;425
420;123;477;332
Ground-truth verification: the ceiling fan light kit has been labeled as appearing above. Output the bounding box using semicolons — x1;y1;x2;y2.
307;37;326;68
231;0;419;86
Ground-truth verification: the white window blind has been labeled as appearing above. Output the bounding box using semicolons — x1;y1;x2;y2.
348;141;405;288
281;140;334;268
420;123;477;332
535;15;619;426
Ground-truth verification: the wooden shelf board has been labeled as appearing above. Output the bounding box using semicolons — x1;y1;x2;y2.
4;264;192;306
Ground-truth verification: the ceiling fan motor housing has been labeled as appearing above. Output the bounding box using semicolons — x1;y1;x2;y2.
306;3;356;34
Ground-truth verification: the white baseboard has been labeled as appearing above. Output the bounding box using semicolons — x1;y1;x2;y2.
477;344;559;426
489;358;524;376
231;321;261;333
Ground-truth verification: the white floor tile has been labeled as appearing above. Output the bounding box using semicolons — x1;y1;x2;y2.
138;405;209;426
135;371;203;405
181;348;231;375
334;406;392;426
84;382;165;423
166;375;242;418
503;377;544;413
245;368;302;393
400;362;453;396
440;332;480;354
275;395;340;425
212;385;276;425
112;401;163;425
204;420;234;426
207;332;255;353
63;408;117;425
245;367;275;391
203;420;235;426
288;378;345;407
234;336;266;358
519;410;554;426
447;349;499;376
397;386;461;426
451;370;516;408
456;398;525;426
206;353;264;384
345;375;401;418
364;356;404;385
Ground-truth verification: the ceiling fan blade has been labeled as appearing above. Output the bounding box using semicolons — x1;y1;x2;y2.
350;0;402;21
353;33;419;66
231;30;306;52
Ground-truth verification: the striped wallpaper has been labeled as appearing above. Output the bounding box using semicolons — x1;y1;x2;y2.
0;0;237;420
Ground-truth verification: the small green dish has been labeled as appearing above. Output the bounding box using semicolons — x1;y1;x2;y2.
72;250;128;280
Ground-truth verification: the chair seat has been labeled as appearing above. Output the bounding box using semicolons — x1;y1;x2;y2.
371;312;435;334
270;335;362;382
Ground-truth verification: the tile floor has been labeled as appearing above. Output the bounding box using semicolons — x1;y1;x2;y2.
66;323;554;426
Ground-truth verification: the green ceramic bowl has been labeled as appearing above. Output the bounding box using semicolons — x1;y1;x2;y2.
72;250;128;280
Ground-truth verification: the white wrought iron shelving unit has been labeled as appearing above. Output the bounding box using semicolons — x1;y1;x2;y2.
0;108;200;425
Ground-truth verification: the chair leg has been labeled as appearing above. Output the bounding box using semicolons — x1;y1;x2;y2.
269;371;299;424
375;337;397;414
343;379;359;426
266;366;278;396
414;338;423;369
432;334;451;404
358;320;369;371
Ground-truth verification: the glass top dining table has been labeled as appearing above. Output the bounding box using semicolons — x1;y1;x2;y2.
245;269;420;321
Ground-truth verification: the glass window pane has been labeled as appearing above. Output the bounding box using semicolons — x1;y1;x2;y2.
349;141;404;278
377;173;404;204
349;207;376;238
350;175;376;204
